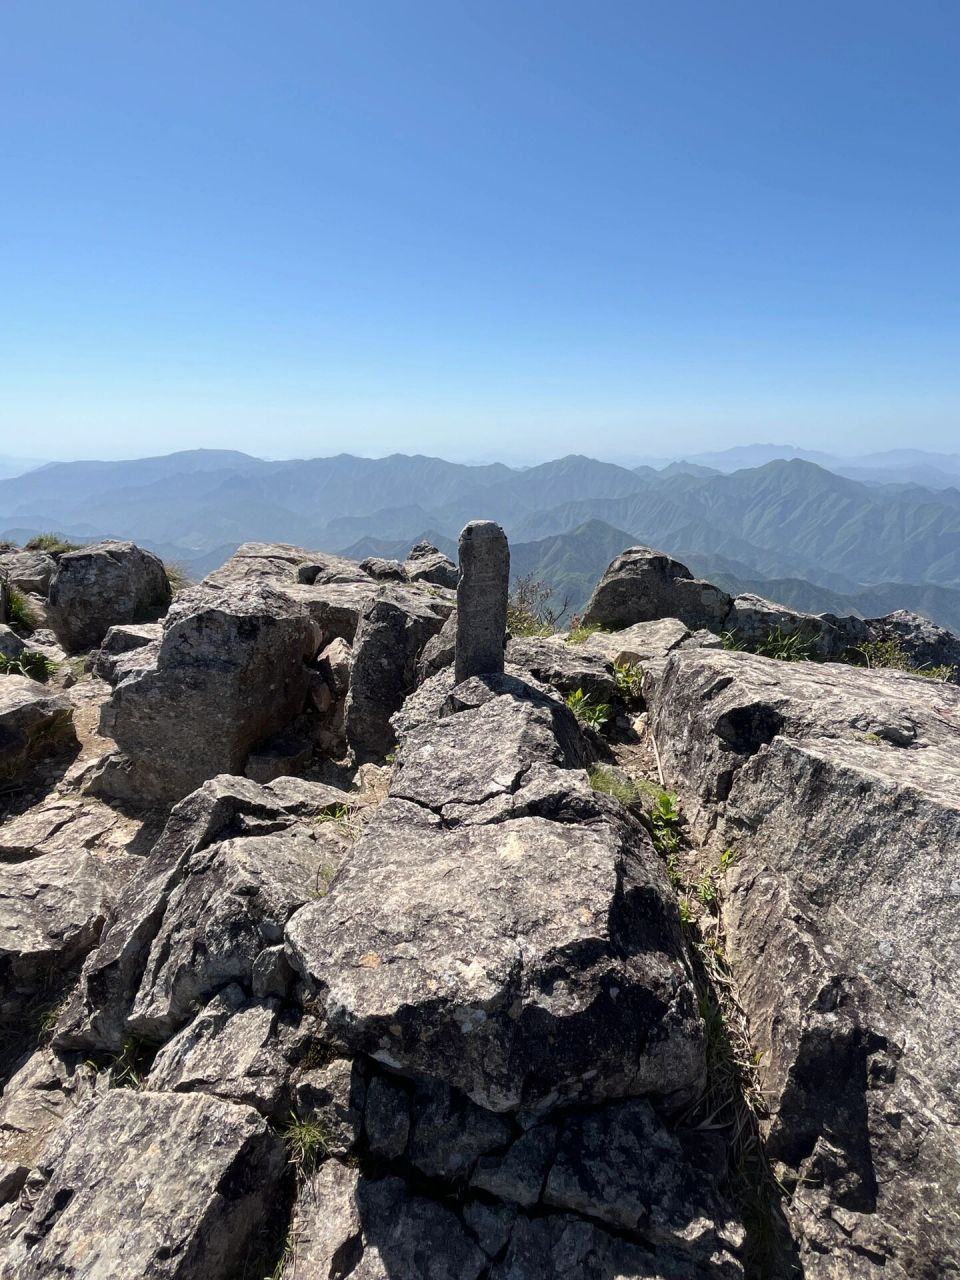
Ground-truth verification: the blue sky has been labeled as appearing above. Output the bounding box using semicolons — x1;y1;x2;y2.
1;1;958;463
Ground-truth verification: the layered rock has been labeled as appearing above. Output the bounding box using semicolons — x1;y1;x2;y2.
652;647;960;1277
47;540;171;652
0;675;76;783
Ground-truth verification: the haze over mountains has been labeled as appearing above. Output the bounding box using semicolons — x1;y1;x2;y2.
2;445;960;629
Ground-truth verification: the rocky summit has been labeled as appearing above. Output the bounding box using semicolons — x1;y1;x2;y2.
0;533;957;1280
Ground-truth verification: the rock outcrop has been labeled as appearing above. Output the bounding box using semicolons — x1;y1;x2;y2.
47;540;171;652
583;547;732;632
653;648;960;1278
0;551;56;597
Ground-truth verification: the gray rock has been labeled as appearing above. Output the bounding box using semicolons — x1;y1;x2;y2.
726;591;870;659
291;1058;365;1155
344;590;449;762
0;551;56;597
203;541;341;587
97;580;321;801
55;773;353;1053
653;647;960;1277
0;849;113;1030
0;577;7;626
93;621;162;683
318;636;351;700
0;675;76;783
404;543;458;589
126;832;324;1042
406;1076;513;1180
283;1159;364;1279
507;634;618;704
360;556;407;581
0;624;25;662
0;1090;285;1280
47;540;170;653
471;1124;556;1206
147;984;288;1114
867;607;960;678
364;1073;411;1159
287;679;704;1115
244;728;313;782
416;610;456;683
583;547;732;632
455;520;509;683
251;943;296;999
356;1176;487;1279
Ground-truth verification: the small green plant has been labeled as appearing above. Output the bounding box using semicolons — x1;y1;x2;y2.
754;627;815;662
313;862;338;898
720;629;747;652
613;660;644;704
566;619;606;645
6;587;37;633
588;764;643;806
565;687;610;730
281;1111;328;1177
507;572;568;637
855;636;955;682
0;650;58;681
25;532;81;554
84;1036;148;1089
648;788;683;858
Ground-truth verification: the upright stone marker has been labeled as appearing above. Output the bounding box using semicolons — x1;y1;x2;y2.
455;520;509;683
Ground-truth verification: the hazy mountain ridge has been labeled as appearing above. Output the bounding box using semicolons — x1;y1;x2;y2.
3;447;960;628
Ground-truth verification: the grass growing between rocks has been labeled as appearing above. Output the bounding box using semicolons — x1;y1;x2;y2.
593;762;799;1276
565;687;610;730
0;650;58;681
507;572;566;638
613;659;644;705
854;635;956;682
566;620;606;645
163;561;192;596
721;627;816;663
24;532;81;554
6;586;38;634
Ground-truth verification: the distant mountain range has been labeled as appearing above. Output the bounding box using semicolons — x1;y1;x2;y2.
2;447;960;630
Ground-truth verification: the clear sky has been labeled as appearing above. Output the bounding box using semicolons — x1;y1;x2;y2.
2;1;958;463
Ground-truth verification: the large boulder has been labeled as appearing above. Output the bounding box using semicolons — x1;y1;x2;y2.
652;647;960;1278
867;607;960;678
0;675;76;783
288;674;705;1115
0;550;56;597
95;581;321;802
0;1090;286;1280
582;547;732;632
404;541;459;588
47;540;171;652
343;589;451;761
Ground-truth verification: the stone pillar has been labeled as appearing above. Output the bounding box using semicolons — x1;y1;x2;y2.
455;521;509;683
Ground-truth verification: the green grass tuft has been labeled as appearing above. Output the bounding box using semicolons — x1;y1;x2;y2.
566;621;606;645
0;650;58;681
281;1111;329;1177
855;635;955;682
565;687;610;729
25;532;81;554
6;586;38;633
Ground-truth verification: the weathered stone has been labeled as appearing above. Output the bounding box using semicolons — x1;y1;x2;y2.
406;1076;513;1180
93;621;162;683
0;849;114;1031
404;543;458;588
416;610;456;683
472;1124;556;1206
251;943;296;999
288;678;704;1115
507;634;618;704
726;591;870;659
0;551;56;597
318;636;351;699
47;540;170;652
244;728;313;783
96;581;321;801
0;1090;286;1280
653;647;960;1278
283;1159;364;1279
56;774;353;1053
291;1058;365;1155
455;520;509;683
127;832;324;1043
583;547;732;632
0;624;26;662
203;541;334;587
360;556;407;581
356;1176;487;1279
364;1073;411;1159
343;590;449;762
147;984;289;1114
0;675;76;782
867;607;960;678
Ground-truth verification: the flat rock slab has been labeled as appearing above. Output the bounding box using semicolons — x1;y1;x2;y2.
0;675;76;783
0;1090;285;1280
653;647;960;1277
288;680;704;1114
